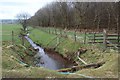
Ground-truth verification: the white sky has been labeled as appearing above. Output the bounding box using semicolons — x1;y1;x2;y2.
0;0;55;19
0;0;119;19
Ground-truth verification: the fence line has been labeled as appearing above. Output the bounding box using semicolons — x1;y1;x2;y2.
41;27;87;44
40;27;120;51
2;31;23;45
88;29;120;50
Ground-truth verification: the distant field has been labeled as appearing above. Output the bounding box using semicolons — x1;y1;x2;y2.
2;24;22;41
2;24;21;31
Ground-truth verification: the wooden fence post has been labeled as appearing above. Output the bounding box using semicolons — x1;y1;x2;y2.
118;33;119;44
56;37;59;46
74;31;77;42
118;33;120;52
12;31;14;45
84;31;86;44
60;29;62;37
103;29;107;51
49;28;50;34
55;28;57;35
93;32;95;43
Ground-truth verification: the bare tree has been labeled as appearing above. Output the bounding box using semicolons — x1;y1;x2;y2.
16;12;31;31
16;12;30;46
28;2;118;34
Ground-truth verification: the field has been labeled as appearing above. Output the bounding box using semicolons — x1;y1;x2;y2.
2;24;119;78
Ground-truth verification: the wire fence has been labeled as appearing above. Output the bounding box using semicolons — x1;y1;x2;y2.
3;28;119;52
40;27;87;44
40;27;120;52
2;30;23;45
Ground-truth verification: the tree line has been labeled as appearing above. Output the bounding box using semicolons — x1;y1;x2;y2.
28;2;119;33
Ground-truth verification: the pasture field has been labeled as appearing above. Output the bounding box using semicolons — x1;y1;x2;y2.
2;24;21;41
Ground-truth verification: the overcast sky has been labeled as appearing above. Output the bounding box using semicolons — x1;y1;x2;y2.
0;0;55;19
0;0;119;19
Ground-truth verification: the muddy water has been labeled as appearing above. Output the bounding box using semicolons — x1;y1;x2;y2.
25;36;74;70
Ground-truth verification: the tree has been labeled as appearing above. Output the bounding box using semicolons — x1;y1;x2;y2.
16;12;31;31
28;2;118;33
16;12;30;46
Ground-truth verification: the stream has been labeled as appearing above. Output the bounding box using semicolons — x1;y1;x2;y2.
24;36;74;70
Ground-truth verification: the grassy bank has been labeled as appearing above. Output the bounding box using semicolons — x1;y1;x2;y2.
2;46;65;78
29;27;87;60
2;24;119;78
2;24;65;78
29;27;119;78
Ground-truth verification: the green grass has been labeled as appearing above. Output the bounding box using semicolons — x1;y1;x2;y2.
2;47;65;78
2;24;66;78
2;47;24;70
2;24;21;31
29;27;85;57
2;67;65;78
2;24;119;78
2;24;21;41
67;47;118;78
75;52;118;78
30;28;57;47
2;24;33;46
29;26;119;78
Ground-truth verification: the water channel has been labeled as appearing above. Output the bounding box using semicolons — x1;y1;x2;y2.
25;36;74;70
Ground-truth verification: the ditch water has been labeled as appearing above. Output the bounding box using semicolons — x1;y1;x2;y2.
25;36;74;70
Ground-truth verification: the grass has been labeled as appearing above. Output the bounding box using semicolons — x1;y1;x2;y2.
30;28;57;47
2;24;21;42
2;46;65;78
2;67;65;78
2;24;66;78
29;26;119;78
75;52;118;78
67;49;118;78
2;45;66;78
2;24;119;78
29;27;86;58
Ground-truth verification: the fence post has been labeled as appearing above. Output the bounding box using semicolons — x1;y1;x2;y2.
48;28;50;34
93;32;95;43
118;33;120;52
12;31;14;45
74;31;77;42
56;37;59;46
103;29;107;51
118;33;119;44
84;31;86;44
55;28;57;35
60;29;62;37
